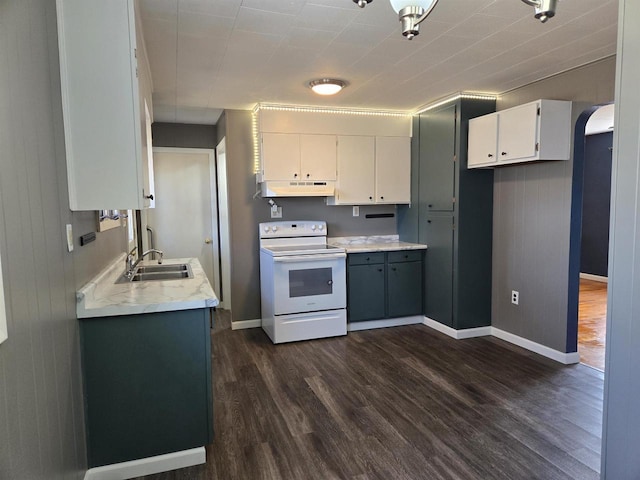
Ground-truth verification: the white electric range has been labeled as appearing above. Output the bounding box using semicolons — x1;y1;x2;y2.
259;221;347;344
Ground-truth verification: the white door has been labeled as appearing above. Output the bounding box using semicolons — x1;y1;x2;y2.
468;113;498;167
300;134;337;180
261;133;300;181
375;136;410;204
147;148;220;297
335;136;375;205
498;102;539;162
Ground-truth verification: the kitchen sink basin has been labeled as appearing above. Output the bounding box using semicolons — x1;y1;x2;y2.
116;263;193;283
135;264;189;274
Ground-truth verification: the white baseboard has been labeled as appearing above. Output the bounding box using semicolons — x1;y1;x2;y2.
231;319;261;330
580;273;608;283
348;315;423;332
84;447;205;480
491;327;580;365
423;317;492;339
422;318;579;365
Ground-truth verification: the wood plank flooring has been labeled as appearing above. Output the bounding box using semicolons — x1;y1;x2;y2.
578;279;607;371
136;311;603;480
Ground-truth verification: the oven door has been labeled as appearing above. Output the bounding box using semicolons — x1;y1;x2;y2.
272;253;346;315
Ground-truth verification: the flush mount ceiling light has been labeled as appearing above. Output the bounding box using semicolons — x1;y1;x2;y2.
308;79;348;96
354;0;558;39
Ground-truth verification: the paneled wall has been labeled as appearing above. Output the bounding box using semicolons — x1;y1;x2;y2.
217;110;397;322
492;57;616;352
0;1;126;477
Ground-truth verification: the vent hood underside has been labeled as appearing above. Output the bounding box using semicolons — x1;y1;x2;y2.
260;180;335;197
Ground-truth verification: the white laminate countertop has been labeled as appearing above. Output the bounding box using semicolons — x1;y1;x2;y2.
77;254;219;319
329;235;427;253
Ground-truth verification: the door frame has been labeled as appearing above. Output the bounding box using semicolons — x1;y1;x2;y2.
151;147;221;302
216;138;232;311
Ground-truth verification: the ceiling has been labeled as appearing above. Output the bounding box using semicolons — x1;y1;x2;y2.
139;0;619;124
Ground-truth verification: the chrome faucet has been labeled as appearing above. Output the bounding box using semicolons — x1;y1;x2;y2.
124;247;164;279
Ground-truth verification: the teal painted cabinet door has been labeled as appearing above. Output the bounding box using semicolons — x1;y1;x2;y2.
81;308;213;468
348;263;386;322
424;216;454;327
387;261;423;318
419;104;456;212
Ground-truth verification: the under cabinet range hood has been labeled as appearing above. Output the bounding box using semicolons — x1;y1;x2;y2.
260;180;335;197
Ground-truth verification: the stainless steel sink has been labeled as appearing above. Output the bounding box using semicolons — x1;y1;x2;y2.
116;263;193;283
135;264;189;274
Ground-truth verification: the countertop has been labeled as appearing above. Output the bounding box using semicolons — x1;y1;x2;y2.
329;235;427;254
77;254;219;319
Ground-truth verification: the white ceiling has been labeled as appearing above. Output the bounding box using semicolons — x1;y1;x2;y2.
139;0;619;124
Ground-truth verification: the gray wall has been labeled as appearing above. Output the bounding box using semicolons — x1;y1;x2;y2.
602;1;640;476
491;57;616;353
152;122;218;149
0;1;127;477
218;110;397;322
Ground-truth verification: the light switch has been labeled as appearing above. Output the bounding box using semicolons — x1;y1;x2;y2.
66;224;74;252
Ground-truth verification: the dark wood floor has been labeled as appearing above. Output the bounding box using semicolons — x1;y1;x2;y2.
578;279;607;371
136;310;603;480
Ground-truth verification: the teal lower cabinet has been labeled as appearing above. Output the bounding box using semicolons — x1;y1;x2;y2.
80;308;213;468
347;251;424;323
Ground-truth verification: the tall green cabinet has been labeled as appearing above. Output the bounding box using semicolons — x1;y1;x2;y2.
398;98;495;330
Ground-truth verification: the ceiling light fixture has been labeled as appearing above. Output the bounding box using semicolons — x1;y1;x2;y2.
520;0;557;23
354;0;558;39
308;79;348;96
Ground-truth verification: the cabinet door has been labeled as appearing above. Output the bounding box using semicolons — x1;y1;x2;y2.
387;261;423;317
300;134;337;181
58;0;147;210
420;104;456;212
335;136;375;204
81;309;212;468
424;215;454;327
348;263;386;322
375;136;411;204
261;133;300;181
468;114;498;168
498;102;539;162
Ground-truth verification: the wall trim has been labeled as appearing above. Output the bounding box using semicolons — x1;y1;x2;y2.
231;319;261;330
348;316;423;332
580;272;608;283
423;317;492;339
422;318;580;365
491;327;580;365
84;447;205;480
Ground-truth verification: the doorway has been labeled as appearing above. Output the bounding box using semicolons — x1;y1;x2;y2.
147;148;221;299
571;104;614;372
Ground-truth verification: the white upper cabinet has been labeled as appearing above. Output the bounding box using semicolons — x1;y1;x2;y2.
468;99;572;169
328;136;410;205
57;0;154;210
333;136;376;205
261;133;336;181
375;137;411;204
468;114;498;167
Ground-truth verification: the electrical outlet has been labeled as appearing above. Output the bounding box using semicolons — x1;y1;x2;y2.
511;290;519;305
270;206;282;219
353;206;359;217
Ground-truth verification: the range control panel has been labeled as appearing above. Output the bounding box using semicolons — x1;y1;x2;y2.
259;221;327;238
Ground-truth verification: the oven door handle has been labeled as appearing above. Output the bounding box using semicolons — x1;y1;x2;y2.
273;253;346;263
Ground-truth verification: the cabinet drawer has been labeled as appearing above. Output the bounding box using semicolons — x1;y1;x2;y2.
348;252;385;265
388;250;423;263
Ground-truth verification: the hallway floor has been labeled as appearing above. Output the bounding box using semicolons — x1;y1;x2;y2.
578;279;607;371
136;309;603;480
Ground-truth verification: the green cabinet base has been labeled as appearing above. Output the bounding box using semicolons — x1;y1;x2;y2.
80;308;213;468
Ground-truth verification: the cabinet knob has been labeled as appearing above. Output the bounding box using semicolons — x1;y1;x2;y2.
392;267;397;271
306;173;310;178
327;280;333;285
428;204;433;208
294;173;298;178
488;153;493;158
145;194;154;200
427;220;432;223
369;196;373;200
366;257;370;261
380;196;384;200
378;268;383;272
501;152;507;156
